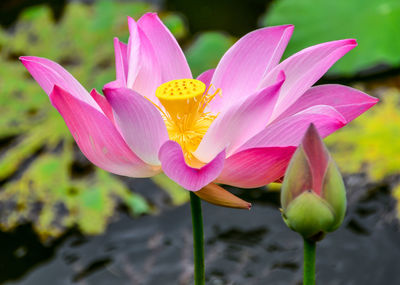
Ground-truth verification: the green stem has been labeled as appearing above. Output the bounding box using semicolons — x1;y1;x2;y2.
190;192;205;285
303;238;316;285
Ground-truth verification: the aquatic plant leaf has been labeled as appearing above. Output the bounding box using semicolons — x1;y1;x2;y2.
262;0;400;75
0;1;187;240
0;145;151;241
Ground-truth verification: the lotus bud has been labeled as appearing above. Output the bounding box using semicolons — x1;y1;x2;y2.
281;124;346;240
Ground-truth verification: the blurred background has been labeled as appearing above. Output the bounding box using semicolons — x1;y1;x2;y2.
0;0;400;284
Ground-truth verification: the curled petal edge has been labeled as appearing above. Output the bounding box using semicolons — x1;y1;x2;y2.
195;183;251;210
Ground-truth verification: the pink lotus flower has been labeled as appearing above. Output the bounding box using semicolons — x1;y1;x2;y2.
20;13;377;194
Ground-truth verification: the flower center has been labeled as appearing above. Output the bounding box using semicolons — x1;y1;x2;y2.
155;79;219;167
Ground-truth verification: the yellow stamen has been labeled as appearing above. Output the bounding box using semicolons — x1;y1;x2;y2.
155;79;220;167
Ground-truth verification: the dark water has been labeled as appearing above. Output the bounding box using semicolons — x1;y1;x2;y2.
1;175;400;285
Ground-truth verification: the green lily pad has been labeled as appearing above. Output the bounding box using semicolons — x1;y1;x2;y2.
262;0;400;75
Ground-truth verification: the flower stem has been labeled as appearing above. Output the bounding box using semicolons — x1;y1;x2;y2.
303;238;316;285
190;192;205;285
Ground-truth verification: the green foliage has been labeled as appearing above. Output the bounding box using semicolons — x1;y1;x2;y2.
327;88;400;181
0;152;149;240
0;1;188;240
262;0;400;75
185;31;235;77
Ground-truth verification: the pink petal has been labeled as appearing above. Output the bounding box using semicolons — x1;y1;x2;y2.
126;17;141;88
126;17;161;103
259;39;357;120
301;124;330;196
196;68;215;86
262;26;294;75
216;146;296;188
208;25;294;112
50;85;158;177
103;80;121;90
240;105;346;149
138;13;192;82
194;73;285;163
276;84;378;123
19;56;100;111
103;87;169;165
113;37;128;86
90;89;114;123
159;140;226;191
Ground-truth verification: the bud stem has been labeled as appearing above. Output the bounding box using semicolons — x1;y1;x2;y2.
190;192;205;284
303;238;316;285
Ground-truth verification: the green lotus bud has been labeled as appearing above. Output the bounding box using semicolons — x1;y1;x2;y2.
281;124;346;240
